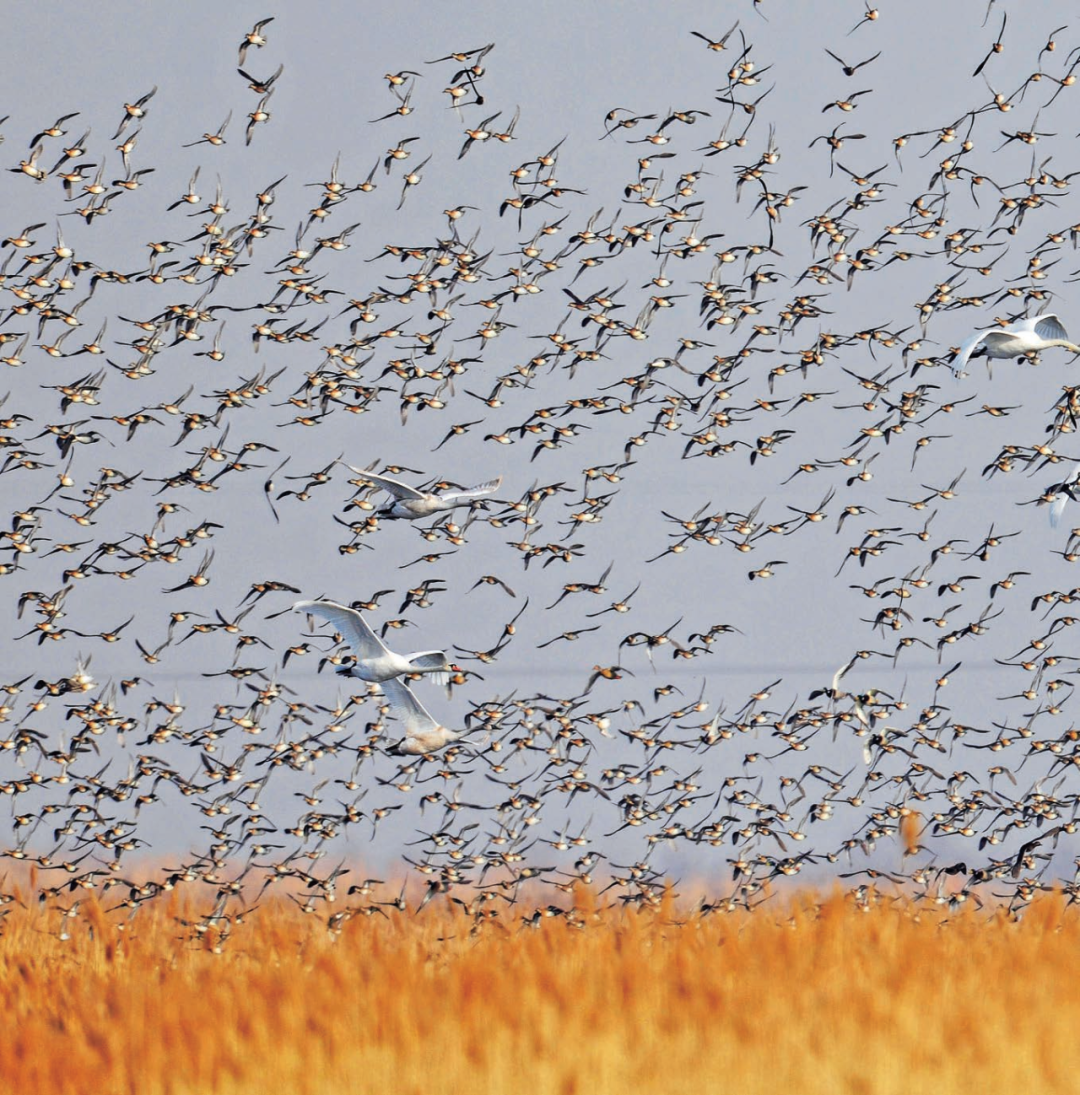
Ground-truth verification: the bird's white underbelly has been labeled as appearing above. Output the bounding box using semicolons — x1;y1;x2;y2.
351;652;414;681
396;726;453;754
392;498;443;518
986;335;1029;358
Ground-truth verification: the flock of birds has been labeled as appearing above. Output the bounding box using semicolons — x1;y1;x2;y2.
4;4;1080;936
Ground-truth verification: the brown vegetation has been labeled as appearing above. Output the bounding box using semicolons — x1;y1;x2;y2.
2;885;1079;1095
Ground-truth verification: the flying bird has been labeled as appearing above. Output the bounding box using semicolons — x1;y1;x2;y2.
344;465;503;519
952;314;1080;377
377;675;484;755
293;599;452;686
1046;467;1080;529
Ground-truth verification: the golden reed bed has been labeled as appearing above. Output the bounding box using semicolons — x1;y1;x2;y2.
2;884;1078;1095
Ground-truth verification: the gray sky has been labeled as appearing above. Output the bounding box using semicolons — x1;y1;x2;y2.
1;0;1079;910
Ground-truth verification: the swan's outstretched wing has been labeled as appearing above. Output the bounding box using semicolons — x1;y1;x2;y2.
1048;469;1080;528
1034;314;1070;342
438;475;503;504
408;650;451;687
293;599;390;658
378;676;440;735
953;329;989;376
345;466;426;501
831;654;858;696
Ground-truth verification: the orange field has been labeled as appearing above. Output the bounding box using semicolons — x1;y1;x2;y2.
2;883;1078;1095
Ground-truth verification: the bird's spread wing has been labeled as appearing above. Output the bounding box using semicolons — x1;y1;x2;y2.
438;475;503;504
293;599;389;658
379;676;440;735
954;329;988;375
1034;314;1069;342
980;331;1019;349
347;466;426;501
832;655;858;695
409;650;450;686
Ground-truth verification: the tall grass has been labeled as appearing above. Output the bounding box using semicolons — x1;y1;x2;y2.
2;885;1078;1095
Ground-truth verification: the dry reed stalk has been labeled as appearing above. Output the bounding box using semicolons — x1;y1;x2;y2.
1;886;1078;1095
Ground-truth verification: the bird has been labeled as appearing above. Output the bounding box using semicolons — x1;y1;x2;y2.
952;314;1080;377
28;112;80;148
690;23;740;51
245;91;274;145
1046;468;1080;529
823;49;881;76
293;600;452;686
112;86;157;140
183;112;232;148
376;675;484;755
238;17;274;67
344;465;503;519
238;63;284;94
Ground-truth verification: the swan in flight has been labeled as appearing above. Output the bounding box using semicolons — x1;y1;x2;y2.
344;464;502;519
953;314;1080;377
1047;467;1080;529
293;599;451;686
378;675;484;755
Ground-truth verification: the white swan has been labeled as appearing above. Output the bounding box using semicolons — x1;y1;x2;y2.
953;314;1080;378
293;599;451;686
1048;467;1080;529
377;675;484;755
344;465;502;519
